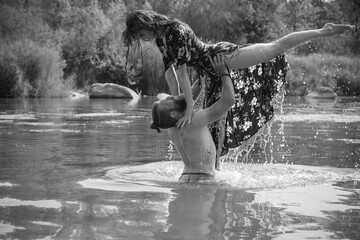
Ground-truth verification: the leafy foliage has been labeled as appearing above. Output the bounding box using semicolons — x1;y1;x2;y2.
60;5;111;87
0;0;359;97
0;39;73;97
286;53;360;96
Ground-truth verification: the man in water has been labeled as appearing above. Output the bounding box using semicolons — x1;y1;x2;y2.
150;54;235;182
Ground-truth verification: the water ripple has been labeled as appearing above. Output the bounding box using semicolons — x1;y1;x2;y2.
0;114;37;120
105;162;360;190
276;113;360;123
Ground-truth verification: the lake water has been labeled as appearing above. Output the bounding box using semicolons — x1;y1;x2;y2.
0;96;359;240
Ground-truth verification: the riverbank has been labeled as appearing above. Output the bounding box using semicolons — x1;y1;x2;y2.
0;43;359;98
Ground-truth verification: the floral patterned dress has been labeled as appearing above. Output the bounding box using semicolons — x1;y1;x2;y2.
156;21;289;163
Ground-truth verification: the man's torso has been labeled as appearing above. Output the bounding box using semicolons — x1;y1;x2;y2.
168;126;216;176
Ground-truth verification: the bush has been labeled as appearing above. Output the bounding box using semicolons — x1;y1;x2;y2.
286;53;360;96
0;49;22;97
0;39;74;98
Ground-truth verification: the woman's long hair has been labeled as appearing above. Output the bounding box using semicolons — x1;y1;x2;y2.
122;10;181;85
123;10;175;48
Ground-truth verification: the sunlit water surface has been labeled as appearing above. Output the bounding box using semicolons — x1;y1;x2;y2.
0;96;359;240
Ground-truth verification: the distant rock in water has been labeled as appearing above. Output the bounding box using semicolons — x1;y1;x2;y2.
70;91;88;99
89;83;140;99
306;87;337;99
156;93;170;100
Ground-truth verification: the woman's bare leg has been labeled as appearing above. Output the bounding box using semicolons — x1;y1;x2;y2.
225;23;354;70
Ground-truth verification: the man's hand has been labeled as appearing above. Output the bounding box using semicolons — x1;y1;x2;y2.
209;54;228;75
321;23;355;36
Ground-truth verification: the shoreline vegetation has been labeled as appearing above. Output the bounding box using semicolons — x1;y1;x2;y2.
0;39;75;98
286;54;360;96
0;0;359;98
1;39;359;98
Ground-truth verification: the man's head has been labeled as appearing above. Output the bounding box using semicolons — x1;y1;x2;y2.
150;95;187;132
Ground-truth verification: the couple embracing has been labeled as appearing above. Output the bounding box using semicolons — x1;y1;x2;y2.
123;10;354;182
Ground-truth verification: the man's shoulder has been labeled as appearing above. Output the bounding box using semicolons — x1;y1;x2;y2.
189;108;215;128
182;120;209;136
167;127;179;136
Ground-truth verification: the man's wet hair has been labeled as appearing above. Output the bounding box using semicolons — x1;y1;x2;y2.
150;96;186;133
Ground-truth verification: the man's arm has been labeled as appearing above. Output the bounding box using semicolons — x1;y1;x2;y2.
190;55;235;128
226;23;354;69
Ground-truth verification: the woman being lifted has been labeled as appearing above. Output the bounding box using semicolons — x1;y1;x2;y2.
123;10;354;167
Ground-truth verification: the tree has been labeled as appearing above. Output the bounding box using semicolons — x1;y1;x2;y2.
60;4;111;87
0;3;54;44
280;0;320;32
95;1;128;86
337;0;360;54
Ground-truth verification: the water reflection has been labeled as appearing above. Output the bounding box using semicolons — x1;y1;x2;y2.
158;182;359;240
1;180;359;239
0;96;360;239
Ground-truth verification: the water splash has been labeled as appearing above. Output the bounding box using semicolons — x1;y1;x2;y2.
221;89;288;165
217;162;360;189
222;120;275;164
105;161;360;190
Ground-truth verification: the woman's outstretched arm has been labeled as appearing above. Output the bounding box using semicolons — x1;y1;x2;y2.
226;23;355;70
164;64;194;127
165;65;180;95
